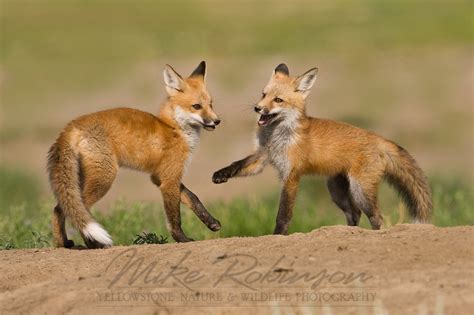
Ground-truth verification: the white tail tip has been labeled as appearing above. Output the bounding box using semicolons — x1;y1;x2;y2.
83;222;113;247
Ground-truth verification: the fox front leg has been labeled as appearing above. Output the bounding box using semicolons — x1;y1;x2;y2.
274;173;300;235
156;177;194;242
212;152;268;183
180;184;221;231
152;175;220;232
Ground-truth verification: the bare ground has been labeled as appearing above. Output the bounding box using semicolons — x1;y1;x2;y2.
0;224;473;315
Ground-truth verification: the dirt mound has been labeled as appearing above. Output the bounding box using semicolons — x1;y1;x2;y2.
0;224;472;314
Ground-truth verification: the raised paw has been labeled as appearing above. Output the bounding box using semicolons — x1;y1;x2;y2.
208;219;221;232
212;169;230;184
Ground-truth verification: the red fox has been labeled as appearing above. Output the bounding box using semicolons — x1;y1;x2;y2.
48;61;221;248
213;63;432;233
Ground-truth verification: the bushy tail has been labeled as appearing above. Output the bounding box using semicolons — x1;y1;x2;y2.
47;135;112;247
384;143;432;223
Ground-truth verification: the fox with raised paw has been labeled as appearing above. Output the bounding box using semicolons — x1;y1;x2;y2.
213;63;432;234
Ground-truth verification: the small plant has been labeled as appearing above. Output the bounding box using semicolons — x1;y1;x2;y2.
133;232;168;245
0;238;16;250
27;231;50;248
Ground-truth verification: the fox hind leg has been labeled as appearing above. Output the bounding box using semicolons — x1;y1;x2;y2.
327;174;361;226
348;175;383;230
80;160;118;210
79;157;118;248
52;204;75;248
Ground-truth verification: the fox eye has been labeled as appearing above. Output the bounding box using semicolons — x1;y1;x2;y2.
262;93;266;99
274;97;283;103
192;104;202;110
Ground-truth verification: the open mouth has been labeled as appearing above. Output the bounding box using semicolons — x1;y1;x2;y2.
258;113;278;126
203;124;216;131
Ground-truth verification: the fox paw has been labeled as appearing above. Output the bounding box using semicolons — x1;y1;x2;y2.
174;236;195;243
212;169;230;184
208;220;221;231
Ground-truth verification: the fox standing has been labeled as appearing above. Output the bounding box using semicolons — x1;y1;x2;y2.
48;61;221;248
213;64;432;233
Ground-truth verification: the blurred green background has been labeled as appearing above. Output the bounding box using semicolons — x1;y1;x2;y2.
0;0;472;248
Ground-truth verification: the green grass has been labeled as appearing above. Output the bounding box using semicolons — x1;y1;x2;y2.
0;166;40;211
0;1;472;249
0;167;472;249
133;232;168;245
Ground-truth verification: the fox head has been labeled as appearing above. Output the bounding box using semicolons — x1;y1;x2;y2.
163;61;220;131
254;63;318;127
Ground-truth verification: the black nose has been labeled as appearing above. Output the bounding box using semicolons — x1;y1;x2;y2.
254;106;262;113
214;119;221;126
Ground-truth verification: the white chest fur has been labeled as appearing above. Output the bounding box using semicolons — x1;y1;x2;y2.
257;117;299;180
181;125;200;152
174;107;201;175
182;128;200;176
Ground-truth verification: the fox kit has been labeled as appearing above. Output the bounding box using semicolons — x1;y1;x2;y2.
48;61;221;248
213;63;432;234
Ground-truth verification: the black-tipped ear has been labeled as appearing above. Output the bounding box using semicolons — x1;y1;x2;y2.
190;61;206;79
274;63;289;76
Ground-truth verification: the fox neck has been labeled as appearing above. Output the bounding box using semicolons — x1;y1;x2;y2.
158;102;201;152
279;108;307;130
257;108;307;180
259;108;307;141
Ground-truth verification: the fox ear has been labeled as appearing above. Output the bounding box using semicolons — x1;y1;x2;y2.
295;67;318;99
272;63;289;79
163;64;186;96
190;61;206;80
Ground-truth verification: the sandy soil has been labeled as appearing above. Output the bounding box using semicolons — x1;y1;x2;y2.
0;224;472;315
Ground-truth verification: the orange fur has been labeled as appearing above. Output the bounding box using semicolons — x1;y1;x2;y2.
48;61;221;248
213;63;432;233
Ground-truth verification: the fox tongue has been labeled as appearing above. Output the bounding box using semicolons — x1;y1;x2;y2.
258;114;271;126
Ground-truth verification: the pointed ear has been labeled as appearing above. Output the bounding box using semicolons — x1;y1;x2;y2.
163;64;186;96
294;67;318;98
190;61;206;80
274;63;289;76
271;63;289;80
